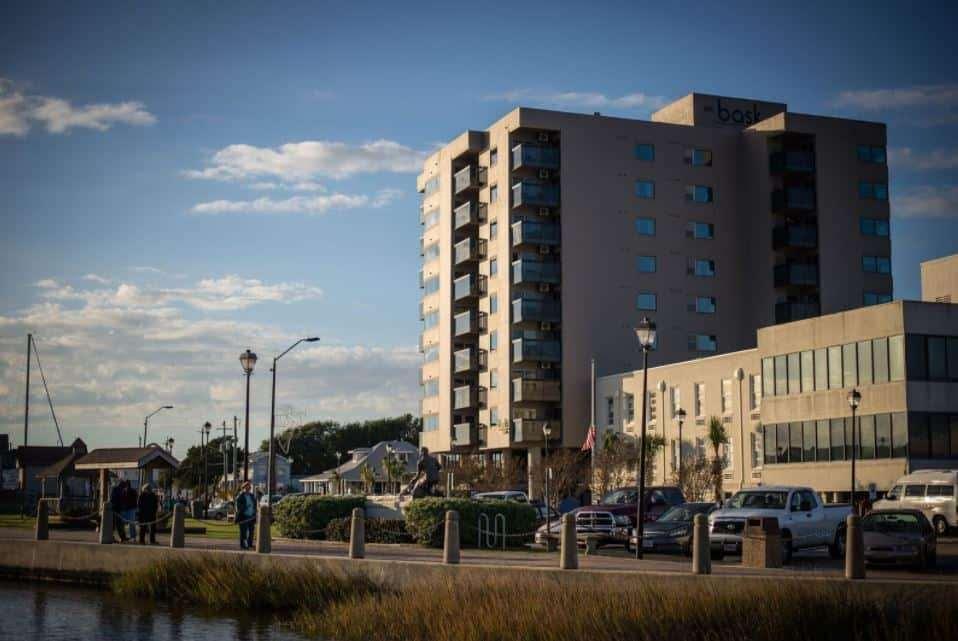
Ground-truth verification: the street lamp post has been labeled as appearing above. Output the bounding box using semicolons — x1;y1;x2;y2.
165;437;175;455
848;389;861;515
542;423;553;536
675;407;686;482
268;337;319;507
634;316;657;560
143;405;173;447
336;451;343;495
202;421;211;515
239;349;258;482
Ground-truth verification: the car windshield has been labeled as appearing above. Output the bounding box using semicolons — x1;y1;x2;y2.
657;506;692;522
726;491;789;510
863;513;922;534
602;489;637;504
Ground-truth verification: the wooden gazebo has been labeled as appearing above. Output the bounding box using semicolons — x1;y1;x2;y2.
74;446;180;507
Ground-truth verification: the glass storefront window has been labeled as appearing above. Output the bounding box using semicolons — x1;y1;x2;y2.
892;412;908;458
857;340;873;385
814;348;828;391
908;413;930;459
764;426;776;465
762;358;774;397
828;346;843;390
889;335;905;381
843;342;858;388
816;420;830;461
787;353;801;395
876;414;892;458
777;423;789;463
802;421;816;462
873;337;889;384
859;415;876;459
801;351;814;393
790;422;803;462
830;418;845;461
930;414;950;458
775;355;787;396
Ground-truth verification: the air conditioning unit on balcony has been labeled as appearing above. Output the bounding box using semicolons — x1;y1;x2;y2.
537;132;550;143
538;169;551;180
537;207;550;216
538;283;551;293
540;322;553;331
538;245;551;254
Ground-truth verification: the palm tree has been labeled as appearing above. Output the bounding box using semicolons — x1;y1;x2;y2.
707;416;729;503
381;451;405;494
330;469;341;495
359;463;376;494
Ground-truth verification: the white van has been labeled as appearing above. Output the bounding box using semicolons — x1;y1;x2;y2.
874;470;957;536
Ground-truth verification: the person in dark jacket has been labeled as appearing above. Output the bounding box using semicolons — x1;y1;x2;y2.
122;482;139;541
137;484;159;544
235;482;257;550
110;481;128;542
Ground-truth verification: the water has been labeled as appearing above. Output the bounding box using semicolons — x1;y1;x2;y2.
0;581;308;641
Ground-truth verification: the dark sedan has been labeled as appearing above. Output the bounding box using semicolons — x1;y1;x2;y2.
863;509;937;569
629;502;718;555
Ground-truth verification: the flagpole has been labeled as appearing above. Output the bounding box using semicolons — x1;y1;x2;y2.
590;357;596;505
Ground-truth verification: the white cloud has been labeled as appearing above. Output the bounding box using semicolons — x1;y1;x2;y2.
888;147;958;171
834;84;958;111
35;279;58;289
248;180;327;192
0;78;156;136
82;273;111;284
892;185;958;219
190;189;401;216
183;139;428;182
484;89;668;112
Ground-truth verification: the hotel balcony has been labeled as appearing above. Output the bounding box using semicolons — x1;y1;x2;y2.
775;301;821;323
774;262;819;288
512;378;561;403
452;421;478;448
513;419;557;444
453;384;485;410
512;181;560;209
512;338;561;364
769;151;815;174
772;224;818;250
511;220;560;248
512;144;560;170
454;273;486;302
454;201;487;231
771;187;816;213
454;165;486;194
512;259;561;286
454;237;487;265
454;348;486;373
454;309;487;337
512;297;561;324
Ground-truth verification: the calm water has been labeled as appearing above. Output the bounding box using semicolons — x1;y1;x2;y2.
0;581;308;641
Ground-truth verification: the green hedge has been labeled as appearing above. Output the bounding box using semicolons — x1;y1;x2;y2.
404;498;538;548
326;517;412;544
272;495;366;539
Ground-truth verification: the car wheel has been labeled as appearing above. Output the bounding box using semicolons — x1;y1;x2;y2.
829;528;846;559
932;516;948;537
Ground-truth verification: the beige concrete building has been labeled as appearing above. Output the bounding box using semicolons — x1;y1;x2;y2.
921;253;958;303
596;300;958;501
416;93;893;477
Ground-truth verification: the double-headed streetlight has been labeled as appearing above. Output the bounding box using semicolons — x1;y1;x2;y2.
634;316;657;560
143;405;173;447
542;423;553;536
267;337;319;506
848;388;862;515
239;349;258;482
675;407;687;481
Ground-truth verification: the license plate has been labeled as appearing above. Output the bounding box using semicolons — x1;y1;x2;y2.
723;542;737;552
642;539;654;549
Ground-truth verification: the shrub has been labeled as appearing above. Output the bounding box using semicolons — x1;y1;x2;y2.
326;517;412;544
403;497;537;548
272;495;365;539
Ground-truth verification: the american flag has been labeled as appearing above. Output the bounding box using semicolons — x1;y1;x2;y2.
581;424;596;451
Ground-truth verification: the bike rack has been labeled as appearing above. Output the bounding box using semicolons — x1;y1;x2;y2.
478;513;506;550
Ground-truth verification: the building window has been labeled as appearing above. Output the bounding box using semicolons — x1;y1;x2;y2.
690;334;717;352
862;256;891;274
423;275;439;294
490;293;498;314
635;217;656;236
814;347;827;391
635;143;655;161
490;148;498;167
889;335;905;381
750;374;762;410
635;180;655;199
637;255;657;273
693;383;705;417
490;184;498;203
422;176;439;196
695;296;716;314
422;379;439;398
857;145;887;164
859;182;889;200
423;414;439;432
843;342;858;388
625;393;635;423
863;291;892;306
489;407;498;426
689;222;715;239
685;185;713;203
787;352;800;395
490;221;498;238
423;345;439;362
858;340;873;385
762;358;774;397
693;259;716;277
860;217;890;236
637;293;657;311
774;355;787;396
490;258;498;277
606;397;615;426
490;369;498;389
816;420;830;461
670;386;681;418
422;207;440;230
648;389;657;422
801;350;814;393
423;310;439;329
490;330;498;351
685;148;713;166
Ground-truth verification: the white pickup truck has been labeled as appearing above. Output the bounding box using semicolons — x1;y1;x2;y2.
708;486;851;563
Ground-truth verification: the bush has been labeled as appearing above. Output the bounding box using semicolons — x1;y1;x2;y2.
326;517;412;544
272;495;365;539
404;497;537;548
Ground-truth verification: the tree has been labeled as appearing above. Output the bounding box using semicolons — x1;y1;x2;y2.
529;449;588;507
641;434;666;487
359;464;376;494
381;450;406;494
173;436;244;494
672;454;713;501
450;453;526;494
593;431;635;499
707;416;729;503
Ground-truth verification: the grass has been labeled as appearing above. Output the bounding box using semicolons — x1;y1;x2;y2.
0;514;280;539
112;556;958;641
0;514;34;529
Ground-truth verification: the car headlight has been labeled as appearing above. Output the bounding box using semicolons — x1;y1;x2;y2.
669;526;689;537
614;515;630;525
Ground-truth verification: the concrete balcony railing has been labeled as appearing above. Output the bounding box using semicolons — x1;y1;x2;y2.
454;309;487;337
454;165;486;194
454;201;487;231
454;237;487;265
454;348;487;374
452;421;478;447
453;273;487;301
512;259;560;286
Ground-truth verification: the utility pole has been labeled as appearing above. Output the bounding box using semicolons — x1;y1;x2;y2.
232;416;239;493
23;333;31;449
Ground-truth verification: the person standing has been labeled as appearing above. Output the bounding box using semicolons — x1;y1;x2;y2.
137;484;159;544
235;482;256;550
123;481;139;541
110;481;128;543
417;447;442;496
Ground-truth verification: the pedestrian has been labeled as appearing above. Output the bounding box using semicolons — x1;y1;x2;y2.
110;481;128;543
123;481;139;541
235;481;256;550
137;484;159;544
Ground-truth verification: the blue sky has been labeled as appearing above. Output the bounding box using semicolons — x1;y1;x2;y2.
1;1;957;450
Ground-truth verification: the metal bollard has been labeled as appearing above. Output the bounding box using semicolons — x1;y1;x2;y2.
35;500;49;541
170;503;185;549
99;502;114;544
255;504;272;554
692;513;711;575
845;514;865;580
560;512;578;570
349;507;365;559
443;510;460;564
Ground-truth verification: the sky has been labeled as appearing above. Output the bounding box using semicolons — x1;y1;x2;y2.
1;1;957;452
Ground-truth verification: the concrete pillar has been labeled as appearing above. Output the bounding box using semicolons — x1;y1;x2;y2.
99;502;113;544
443;510;460;564
35;500;49;541
170;503;185;549
98;469;108;510
527;447;543;502
692;513;711;575
845;515;865;580
349;507;365;559
560;512;578;570
255;504;271;554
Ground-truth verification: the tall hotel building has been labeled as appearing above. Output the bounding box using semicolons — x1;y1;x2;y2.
416;93;892;473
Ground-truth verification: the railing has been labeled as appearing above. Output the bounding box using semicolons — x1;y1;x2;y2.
454;348;480;373
454;201;486;230
454;165;486;194
511;220;560;246
453;421;478;447
512;181;560;208
513;419;553;443
512;378;561;403
453;385;478;410
454;309;486;336
454;237;487;265
775;301;821;323
512;259;560;285
773;225;818;250
453;274;486;301
769;151;815;173
774;263;819;287
512;338;561;364
512;297;561;323
772;187;816;212
512;144;560;170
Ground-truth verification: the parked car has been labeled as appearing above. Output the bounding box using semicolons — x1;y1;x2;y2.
535;504;561;524
629;502;718;555
535;486;685;550
709;486;851;563
863;509;937;569
474;490;529;503
207;500;234;520
873;470;956;536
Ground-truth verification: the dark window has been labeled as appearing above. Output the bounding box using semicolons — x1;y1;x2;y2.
816;420;830;461
490;148;498;166
904;484;925;498
830;418;845;461
929;485;955;497
952;415;958;459
802;420;816;462
928;336;948;380
694;259;716;277
828;346;843;389
801;351;814;393
691;222;715;239
635;144;655;161
843;343;858;387
859;415;876;459
876;414;892;458
930;414;950;458
860;217;890;236
775;355;788;396
889;335;906;381
637;256;657;273
908;413;930;459
637;293;657;311
777;423;790;463
892;412;908;457
814;347;828;391
686;185;713;203
762;357;775;397
764;425;776;465
787;352;801;395
873;337;889;384
635;180;655;199
635;217;656;236
686;148;713;166
948;337;958;381
695;296;716;314
790;422;803;462
906;335;927;380
858;340;873;385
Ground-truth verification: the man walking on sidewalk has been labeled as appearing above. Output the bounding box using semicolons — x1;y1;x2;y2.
235;482;256;550
137;484;159;545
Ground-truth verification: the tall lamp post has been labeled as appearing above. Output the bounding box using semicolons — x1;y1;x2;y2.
675;407;686;482
165;437;175;455
239;349;258;482
268;337;319;507
143;405;173;447
542;423;553;536
202;421;212;514
634;316;657;560
848;388;861;515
